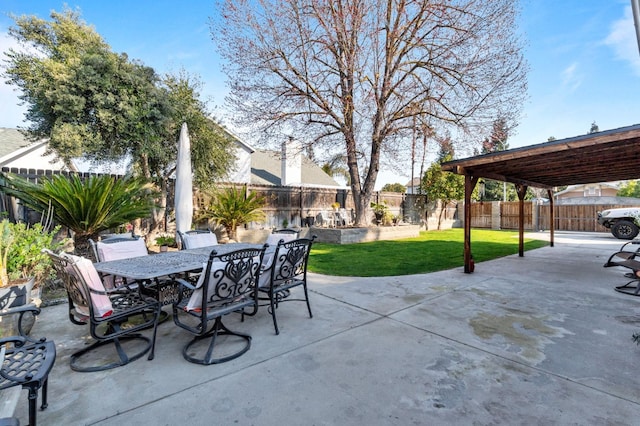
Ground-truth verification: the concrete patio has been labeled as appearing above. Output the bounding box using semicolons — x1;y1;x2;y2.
12;231;640;424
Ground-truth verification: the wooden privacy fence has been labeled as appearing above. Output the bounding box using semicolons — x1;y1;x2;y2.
538;204;628;233
469;201;628;233
1;167;429;229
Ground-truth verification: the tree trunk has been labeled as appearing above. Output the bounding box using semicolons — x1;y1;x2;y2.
74;233;96;259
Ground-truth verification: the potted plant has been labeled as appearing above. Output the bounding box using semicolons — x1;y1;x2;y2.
331;202;340;211
0;219;63;307
370;201;388;225
0;219;63;336
195;186;266;241
155;235;176;252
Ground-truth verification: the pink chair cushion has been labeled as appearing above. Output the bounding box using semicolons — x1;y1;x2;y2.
62;253;113;318
183;232;218;249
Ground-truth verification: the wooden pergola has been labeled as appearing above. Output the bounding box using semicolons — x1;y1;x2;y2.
441;123;640;273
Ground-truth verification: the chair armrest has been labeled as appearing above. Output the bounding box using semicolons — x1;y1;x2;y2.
0;304;42;339
0;304;40;319
0;335;34;349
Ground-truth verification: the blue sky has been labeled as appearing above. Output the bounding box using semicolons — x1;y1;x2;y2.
1;1;639;188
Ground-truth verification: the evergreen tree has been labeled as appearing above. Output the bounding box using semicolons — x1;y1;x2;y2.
618;180;640;198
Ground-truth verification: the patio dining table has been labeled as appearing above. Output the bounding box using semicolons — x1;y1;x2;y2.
93;243;262;281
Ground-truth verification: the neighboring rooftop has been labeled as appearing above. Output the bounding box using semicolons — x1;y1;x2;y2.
0;128;30;158
250;149;341;187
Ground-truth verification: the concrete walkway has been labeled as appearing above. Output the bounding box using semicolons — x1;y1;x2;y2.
13;232;640;425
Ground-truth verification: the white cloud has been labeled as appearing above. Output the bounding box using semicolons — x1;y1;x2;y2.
561;62;582;91
604;5;640;76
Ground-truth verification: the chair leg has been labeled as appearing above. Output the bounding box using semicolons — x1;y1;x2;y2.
614;278;640;296
269;290;280;335
70;335;152;372
147;308;161;361
182;317;252;365
41;377;49;410
27;386;37;426
303;283;313;319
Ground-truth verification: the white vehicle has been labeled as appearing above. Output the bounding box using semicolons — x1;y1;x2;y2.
597;207;640;239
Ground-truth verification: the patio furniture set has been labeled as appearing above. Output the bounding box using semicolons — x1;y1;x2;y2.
0;229;316;424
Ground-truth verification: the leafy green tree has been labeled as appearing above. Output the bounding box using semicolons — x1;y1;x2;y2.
4;9;169;165
161;72;236;191
3;9;235;235
422;139;465;229
195;187;266;241
0;173;157;256
381;183;406;193
618;180;640;198
589;121;599;134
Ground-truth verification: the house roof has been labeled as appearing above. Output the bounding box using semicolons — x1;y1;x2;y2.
441;123;640;189
0;128;30;158
0;127;71;170
405;177;421;187
250;150;341;187
0;127;340;187
555;182;620;196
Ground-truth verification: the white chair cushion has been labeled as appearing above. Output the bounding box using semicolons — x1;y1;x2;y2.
96;238;148;289
261;234;298;272
183;232;218;249
97;238;148;261
185;262;215;312
259;246;290;288
185;254;260;311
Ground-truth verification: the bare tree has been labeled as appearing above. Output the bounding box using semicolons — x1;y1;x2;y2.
214;0;527;225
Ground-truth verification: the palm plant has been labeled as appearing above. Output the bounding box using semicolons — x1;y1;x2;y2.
1;173;157;256
196;187;266;240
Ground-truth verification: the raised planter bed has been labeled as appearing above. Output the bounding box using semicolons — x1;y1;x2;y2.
237;225;420;244
299;224;420;244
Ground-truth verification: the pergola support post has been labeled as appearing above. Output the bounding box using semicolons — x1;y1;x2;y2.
516;184;528;257
464;175;479;273
547;188;555;247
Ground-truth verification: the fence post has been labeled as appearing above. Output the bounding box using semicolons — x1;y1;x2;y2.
491;201;501;230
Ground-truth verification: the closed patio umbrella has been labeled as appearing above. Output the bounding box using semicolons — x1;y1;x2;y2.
175;122;193;246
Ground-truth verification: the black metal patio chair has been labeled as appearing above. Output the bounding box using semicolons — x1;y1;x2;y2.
172;246;266;365
258;236;316;335
44;250;161;372
604;240;640;295
0;305;56;426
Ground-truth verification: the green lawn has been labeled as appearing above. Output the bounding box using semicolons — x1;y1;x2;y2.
308;229;549;277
